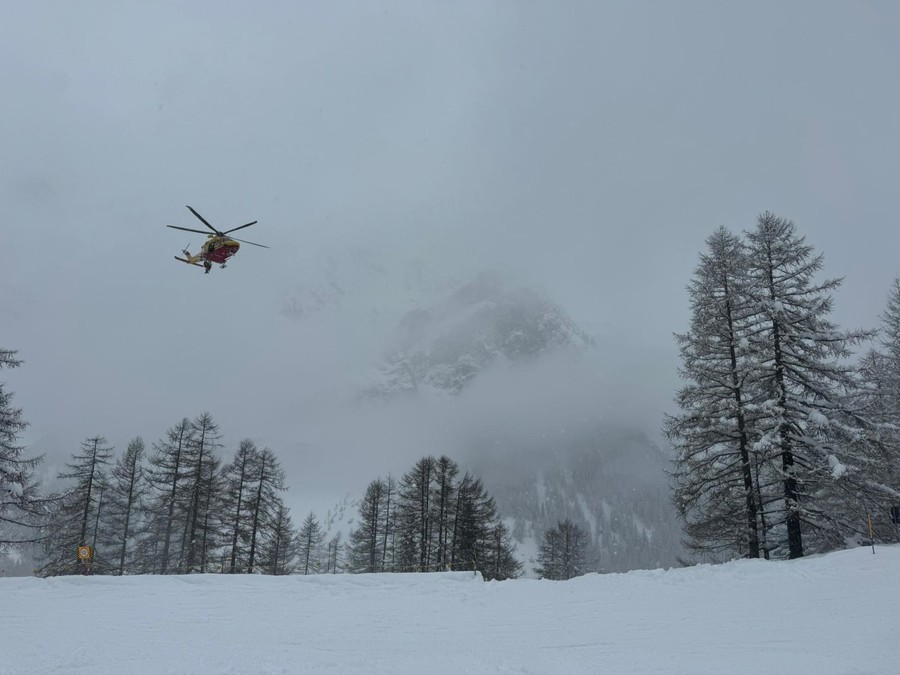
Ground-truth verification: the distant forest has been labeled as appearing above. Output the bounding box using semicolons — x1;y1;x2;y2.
0;407;524;579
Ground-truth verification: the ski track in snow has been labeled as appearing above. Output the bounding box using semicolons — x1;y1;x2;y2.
2;547;898;674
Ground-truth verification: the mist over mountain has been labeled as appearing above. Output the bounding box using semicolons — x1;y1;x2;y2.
293;263;684;573
365;271;593;397
279;248;456;324
472;426;684;573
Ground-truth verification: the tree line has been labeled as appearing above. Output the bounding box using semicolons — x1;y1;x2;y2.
666;212;900;561
36;414;307;576
346;455;523;580
0;367;556;579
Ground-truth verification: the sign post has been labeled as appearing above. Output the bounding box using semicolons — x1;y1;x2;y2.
77;545;93;575
867;514;875;554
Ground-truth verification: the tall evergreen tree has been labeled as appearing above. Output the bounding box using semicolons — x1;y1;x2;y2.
666;227;766;558
297;511;325;575
104;437;147;575
222;439;259;573
196;449;224;573
745;212;873;558
182;413;222;572
39;437;114;575
67;437;114;556
380;475;396;571
535;520;588;580
860;280;900;431
0;349;48;552
880;279;900;370
483;519;522;581
396;456;435;570
349;478;388;573
144;418;193;574
245;447;286;573
431;456;458;570
259;498;299;575
858;280;900;539
450;472;496;574
323;531;345;574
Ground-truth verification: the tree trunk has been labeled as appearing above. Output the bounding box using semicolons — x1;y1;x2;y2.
247;455;267;573
723;289;760;558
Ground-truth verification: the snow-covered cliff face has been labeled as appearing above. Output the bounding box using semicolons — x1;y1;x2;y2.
366;271;594;397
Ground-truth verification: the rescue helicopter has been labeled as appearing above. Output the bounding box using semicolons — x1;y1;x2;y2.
167;205;268;273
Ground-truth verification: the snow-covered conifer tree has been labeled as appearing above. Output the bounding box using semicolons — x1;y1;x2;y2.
104;437;147;575
195;448;224;573
259;498;299;575
666;227;766;558
483;519;522;580
39;437;114;575
396;456;435;571
387;457;516;576
222;439;259;573
349;478;388;573
858;280;900;539
380;474;396;571
296;511;325;575
245;447;286;573
182;413;222;572
143;418;193;574
860;281;900;427
0;349;48;553
431;456;459;570
323;531;345;574
744;212;874;558
535;520;588;580
449;472;493;573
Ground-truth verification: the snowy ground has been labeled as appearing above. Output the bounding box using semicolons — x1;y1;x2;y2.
3;546;898;674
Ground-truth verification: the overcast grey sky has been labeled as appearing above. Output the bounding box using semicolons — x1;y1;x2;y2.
3;2;899;510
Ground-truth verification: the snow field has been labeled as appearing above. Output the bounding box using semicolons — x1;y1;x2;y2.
2;546;898;674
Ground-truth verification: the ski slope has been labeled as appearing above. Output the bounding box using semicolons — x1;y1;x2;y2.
3;546;898;674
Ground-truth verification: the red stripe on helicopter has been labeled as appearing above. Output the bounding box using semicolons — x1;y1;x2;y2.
206;243;240;264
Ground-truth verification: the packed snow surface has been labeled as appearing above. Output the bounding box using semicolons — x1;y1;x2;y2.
4;546;899;674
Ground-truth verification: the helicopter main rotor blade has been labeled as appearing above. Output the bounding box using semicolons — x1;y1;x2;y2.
231;236;269;248
223;221;258;235
186;205;221;235
167;225;212;236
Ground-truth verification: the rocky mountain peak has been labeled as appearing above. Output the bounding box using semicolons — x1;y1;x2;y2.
367;271;593;397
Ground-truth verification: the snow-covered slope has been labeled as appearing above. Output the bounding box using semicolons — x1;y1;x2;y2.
475;426;685;574
366;270;593;396
5;546;899;674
